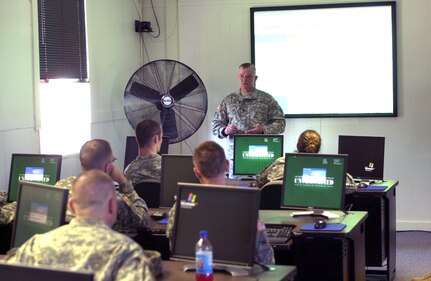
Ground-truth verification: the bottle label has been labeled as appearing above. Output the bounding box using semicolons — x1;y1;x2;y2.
195;251;213;274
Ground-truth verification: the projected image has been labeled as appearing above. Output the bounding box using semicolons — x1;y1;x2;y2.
251;2;397;117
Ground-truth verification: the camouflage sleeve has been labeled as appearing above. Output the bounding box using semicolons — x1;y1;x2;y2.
118;181;150;228
165;203;176;239
55;177;75;222
211;99;229;138
255;224;275;265
0;201;17;225
115;248;155;281
262;95;286;135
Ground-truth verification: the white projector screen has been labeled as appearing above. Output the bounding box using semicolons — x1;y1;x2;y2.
251;2;397;118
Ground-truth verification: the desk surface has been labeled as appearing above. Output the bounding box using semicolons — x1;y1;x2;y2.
259;210;368;238
158;261;296;281
354;180;398;193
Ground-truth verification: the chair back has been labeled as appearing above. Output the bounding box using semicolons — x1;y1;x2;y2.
260;180;283;210
135;179;161;208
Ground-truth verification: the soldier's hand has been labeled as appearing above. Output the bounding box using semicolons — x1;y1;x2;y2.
246;124;263;134
224;124;238;135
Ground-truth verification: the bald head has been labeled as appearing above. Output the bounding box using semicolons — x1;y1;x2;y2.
70;170;117;225
80;139;113;171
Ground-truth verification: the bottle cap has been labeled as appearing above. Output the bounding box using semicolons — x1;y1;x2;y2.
200;230;208;238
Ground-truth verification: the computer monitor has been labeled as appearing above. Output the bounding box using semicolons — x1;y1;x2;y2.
123;135;170;170
7;154;63;202
159;155;199;207
233;134;284;177
281;153;347;219
171;182;260;274
338;135;385;181
0;262;94;281
11;181;68;248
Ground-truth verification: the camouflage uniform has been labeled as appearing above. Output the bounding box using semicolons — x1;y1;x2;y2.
124;154;162;185
6;218;154;281
256;156;285;188
0;193;17;225
212;89;286;138
55;176;149;233
166;202;275;265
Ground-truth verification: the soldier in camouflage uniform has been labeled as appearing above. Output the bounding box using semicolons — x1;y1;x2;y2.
56;139;149;234
212;63;285;139
256;130;321;187
166;141;275;265
0;192;16;225
6;170;154;281
124;120;162;185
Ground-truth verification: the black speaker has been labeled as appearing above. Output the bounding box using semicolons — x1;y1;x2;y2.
294;236;350;281
346;193;386;266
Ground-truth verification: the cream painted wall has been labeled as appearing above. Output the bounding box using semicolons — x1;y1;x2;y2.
172;0;431;230
1;0;431;230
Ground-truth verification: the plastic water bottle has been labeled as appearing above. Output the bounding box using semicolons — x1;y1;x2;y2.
195;230;213;281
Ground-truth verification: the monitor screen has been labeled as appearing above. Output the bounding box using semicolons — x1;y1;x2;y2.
123;136;170;170
7;154;63;202
338;135;385;181
12;181;68;248
171;183;260;268
0;262;93;281
251;2;397;117
159;155;199;207
281;153;347;211
233;134;283;176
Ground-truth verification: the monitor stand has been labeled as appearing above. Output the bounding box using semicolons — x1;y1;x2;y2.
290;209;340;219
183;264;250;277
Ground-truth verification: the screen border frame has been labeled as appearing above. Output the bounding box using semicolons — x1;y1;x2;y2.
7;153;63;202
280;152;348;211
250;1;398;118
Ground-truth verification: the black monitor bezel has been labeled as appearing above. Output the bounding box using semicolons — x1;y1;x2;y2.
338;135;385;181
232;134;284;176
7;153;63;202
159;154;199;208
171;182;260;268
0;262;94;281
11;181;68;248
281;153;347;211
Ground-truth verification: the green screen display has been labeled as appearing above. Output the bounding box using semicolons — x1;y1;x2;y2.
12;182;68;247
282;153;347;210
7;154;62;202
233;135;283;176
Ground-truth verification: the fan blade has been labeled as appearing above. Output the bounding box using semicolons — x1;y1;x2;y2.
129;82;161;104
169;75;199;101
161;110;178;140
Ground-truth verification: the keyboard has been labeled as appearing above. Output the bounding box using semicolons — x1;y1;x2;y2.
266;224;295;244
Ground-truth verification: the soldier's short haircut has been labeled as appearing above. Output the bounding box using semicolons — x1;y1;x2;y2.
193;141;226;179
135;119;162;148
239;63;256;74
80;139;113;171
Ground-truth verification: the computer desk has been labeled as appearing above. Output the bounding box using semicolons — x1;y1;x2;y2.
345;180;398;281
260;210;368;281
158;260;296;281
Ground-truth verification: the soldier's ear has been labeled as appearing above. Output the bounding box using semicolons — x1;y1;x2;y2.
68;198;76;215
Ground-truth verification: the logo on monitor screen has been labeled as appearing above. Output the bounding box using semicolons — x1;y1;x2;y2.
364;162;375;172
180;192;198;209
